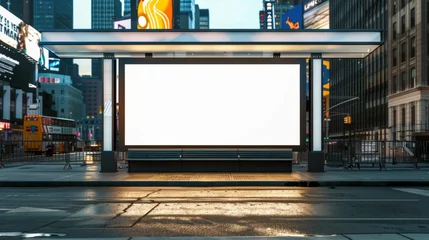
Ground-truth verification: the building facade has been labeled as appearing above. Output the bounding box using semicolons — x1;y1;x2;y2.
260;0;302;29
329;0;389;141
33;0;73;29
38;73;85;121
387;0;429;141
91;0;122;29
198;8;209;29
123;0;131;16
179;0;195;29
79;76;103;118
0;0;33;24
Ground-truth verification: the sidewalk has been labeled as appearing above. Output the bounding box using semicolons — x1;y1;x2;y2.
12;234;429;240
1;163;429;187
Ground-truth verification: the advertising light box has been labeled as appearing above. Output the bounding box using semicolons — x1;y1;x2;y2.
0;5;42;61
120;59;305;148
136;0;173;29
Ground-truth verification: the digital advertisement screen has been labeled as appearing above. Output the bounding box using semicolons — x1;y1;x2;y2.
123;63;303;147
281;3;303;30
0;46;34;91
0;5;42;61
136;0;173;29
303;0;330;29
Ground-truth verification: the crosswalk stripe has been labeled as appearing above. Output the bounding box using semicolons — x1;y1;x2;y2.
393;188;429;197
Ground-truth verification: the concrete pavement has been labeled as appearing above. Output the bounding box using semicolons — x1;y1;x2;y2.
0;163;429;187
9;235;429;239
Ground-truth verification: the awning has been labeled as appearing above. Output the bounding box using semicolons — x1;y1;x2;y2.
40;30;383;59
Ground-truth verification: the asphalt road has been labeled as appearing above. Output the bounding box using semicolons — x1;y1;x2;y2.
0;187;429;238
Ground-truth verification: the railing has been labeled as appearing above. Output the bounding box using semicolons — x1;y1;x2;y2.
0;140;103;167
324;140;428;168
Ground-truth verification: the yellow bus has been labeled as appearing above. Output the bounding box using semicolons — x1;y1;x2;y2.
23;115;77;154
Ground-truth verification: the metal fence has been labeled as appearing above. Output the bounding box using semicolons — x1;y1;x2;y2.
324;140;429;169
0;140;103;167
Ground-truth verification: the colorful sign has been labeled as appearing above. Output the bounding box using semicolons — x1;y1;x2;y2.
264;0;275;30
136;0;173;29
0;5;41;61
0;121;10;129
303;0;330;29
281;3;303;30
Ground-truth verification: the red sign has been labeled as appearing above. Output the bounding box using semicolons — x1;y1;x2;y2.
0;122;10;129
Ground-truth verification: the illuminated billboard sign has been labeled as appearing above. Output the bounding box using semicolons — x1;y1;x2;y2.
114;18;131;29
304;0;328;12
281;3;303;30
136;0;173;29
303;0;329;29
264;0;275;30
0;46;34;91
0;5;41;61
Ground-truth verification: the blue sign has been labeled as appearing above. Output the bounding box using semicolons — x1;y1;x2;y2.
281;3;303;30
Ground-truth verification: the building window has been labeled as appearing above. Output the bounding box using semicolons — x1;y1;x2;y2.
410;37;416;58
401;0;406;8
410;67;416;88
393;109;397;140
393;22;397;40
393;0;397;15
392;75;397;93
401;42;407;62
393;48;397;66
411;105;415;131
401;108;406;139
402;71;407;90
410;8;415;28
401;15;405;33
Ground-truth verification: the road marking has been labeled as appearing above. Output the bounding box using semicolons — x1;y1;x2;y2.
295;171;317;180
6;207;65;213
270;217;429;221
54;173;81;180
393;188;429;197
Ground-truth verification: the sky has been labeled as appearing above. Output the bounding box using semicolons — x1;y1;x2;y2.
73;0;261;76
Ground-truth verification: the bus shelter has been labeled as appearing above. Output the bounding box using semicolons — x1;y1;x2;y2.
40;30;382;173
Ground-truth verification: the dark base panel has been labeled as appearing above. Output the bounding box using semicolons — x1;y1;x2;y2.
127;160;292;172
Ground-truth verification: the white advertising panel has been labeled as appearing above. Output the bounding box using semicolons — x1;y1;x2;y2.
0;5;41;61
124;64;302;147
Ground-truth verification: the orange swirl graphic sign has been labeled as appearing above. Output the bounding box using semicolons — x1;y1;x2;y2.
137;0;173;29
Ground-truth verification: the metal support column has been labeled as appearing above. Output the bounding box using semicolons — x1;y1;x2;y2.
308;53;325;172
101;54;118;172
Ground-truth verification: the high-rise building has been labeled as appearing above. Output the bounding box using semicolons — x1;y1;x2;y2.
91;0;121;78
33;0;73;29
179;0;195;29
123;0;131;16
0;0;33;24
273;0;296;28
91;0;122;29
198;8;209;29
194;4;200;29
387;0;429;141
328;0;388;141
260;0;303;29
38;73;85;120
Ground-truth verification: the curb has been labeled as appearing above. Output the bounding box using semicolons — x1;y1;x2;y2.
1;180;429;187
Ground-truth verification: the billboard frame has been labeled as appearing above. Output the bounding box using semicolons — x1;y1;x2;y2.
118;58;306;151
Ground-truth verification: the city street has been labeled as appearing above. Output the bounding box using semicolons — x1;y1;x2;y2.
0;187;429;239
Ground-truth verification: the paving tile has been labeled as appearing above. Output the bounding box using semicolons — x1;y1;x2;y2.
344;233;409;240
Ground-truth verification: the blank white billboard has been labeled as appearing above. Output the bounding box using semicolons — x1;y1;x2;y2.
124;64;301;147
